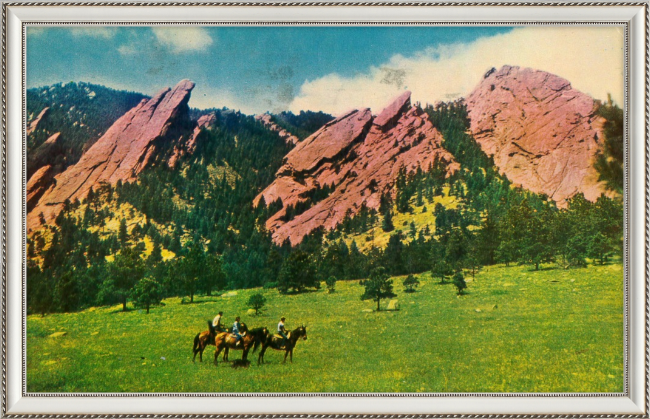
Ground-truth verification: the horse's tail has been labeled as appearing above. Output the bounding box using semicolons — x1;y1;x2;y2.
252;330;266;354
193;333;200;352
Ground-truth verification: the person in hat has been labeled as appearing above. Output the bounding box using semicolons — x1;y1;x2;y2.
232;316;244;347
277;316;288;347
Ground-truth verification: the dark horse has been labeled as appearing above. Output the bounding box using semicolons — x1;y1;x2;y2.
213;326;269;366
258;325;307;365
192;322;242;362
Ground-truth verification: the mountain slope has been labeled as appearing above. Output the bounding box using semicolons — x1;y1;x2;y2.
257;91;459;245
28;80;195;230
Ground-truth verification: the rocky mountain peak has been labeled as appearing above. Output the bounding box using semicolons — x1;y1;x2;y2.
466;65;608;206
257;91;458;245
27;79;196;231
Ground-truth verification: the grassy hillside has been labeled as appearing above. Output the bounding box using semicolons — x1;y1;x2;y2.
26;262;623;393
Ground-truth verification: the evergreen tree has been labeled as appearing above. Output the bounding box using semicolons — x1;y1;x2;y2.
403;274;419;293
381;210;394;232
247;293;266;315
277;250;318;294
131;276;162;314
361;266;396;311
431;260;453;284
104;247;145;311
452;271;467;295
119;218;128;246
588;232;612;265
176;240;205;303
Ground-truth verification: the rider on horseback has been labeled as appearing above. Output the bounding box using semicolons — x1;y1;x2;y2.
213;311;224;332
278;317;288;347
233;316;244;347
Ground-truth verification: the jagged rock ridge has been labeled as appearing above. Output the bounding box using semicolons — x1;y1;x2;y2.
255;113;300;145
28;79;196;230
466;65;609;206
168;111;217;168
27;107;49;136
256;91;459;245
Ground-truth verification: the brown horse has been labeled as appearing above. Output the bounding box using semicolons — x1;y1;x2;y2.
192;321;237;362
258;325;307;365
213;326;268;366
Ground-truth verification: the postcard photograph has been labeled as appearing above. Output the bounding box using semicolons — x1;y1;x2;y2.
23;24;625;394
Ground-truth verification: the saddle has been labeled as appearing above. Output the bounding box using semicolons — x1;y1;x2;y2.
226;332;246;345
273;331;291;348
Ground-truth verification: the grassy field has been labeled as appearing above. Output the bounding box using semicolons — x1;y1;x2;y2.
26;262;624;393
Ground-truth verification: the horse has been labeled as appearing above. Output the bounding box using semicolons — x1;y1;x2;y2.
213;326;269;366
258;325;307;365
192;321;237;362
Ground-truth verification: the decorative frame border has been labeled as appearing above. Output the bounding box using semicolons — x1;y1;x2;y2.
2;1;647;417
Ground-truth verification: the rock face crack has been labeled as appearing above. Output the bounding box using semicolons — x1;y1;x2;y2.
466;65;609;207
256;91;459;245
27;79;196;231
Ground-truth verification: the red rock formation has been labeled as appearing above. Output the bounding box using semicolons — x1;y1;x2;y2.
26;165;55;212
27;107;49;136
255;114;300;145
28;79;195;230
168;112;217;168
27;132;62;178
466;65;608;206
256;92;458;245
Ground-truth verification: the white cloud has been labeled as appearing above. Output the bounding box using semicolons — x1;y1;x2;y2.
117;44;137;56
151;27;214;54
289;26;624;115
69;27;117;39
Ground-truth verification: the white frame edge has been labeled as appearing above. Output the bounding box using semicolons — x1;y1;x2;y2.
3;1;648;416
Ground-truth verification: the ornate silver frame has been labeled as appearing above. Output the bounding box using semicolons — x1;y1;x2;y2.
2;1;648;417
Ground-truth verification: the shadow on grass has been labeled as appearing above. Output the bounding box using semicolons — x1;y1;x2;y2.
279;289;321;296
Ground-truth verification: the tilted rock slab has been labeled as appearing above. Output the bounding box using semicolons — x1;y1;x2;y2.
168;111;217;168
27;165;55;212
27;132;62;179
466;65;609;207
28;79;195;230
254;113;300;146
256;91;458;245
27;107;49;136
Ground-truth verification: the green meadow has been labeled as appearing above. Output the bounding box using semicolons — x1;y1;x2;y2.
26;262;624;393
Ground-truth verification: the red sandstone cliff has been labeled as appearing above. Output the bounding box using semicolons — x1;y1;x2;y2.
256;91;459;245
28;79;196;230
466;65;609;206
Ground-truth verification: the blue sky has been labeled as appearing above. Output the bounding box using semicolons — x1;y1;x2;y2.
26;25;623;115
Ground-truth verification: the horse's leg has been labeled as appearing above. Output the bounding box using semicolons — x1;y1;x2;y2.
283;350;289;364
258;346;266;365
290;348;293;363
199;343;204;362
214;347;223;366
223;347;229;362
